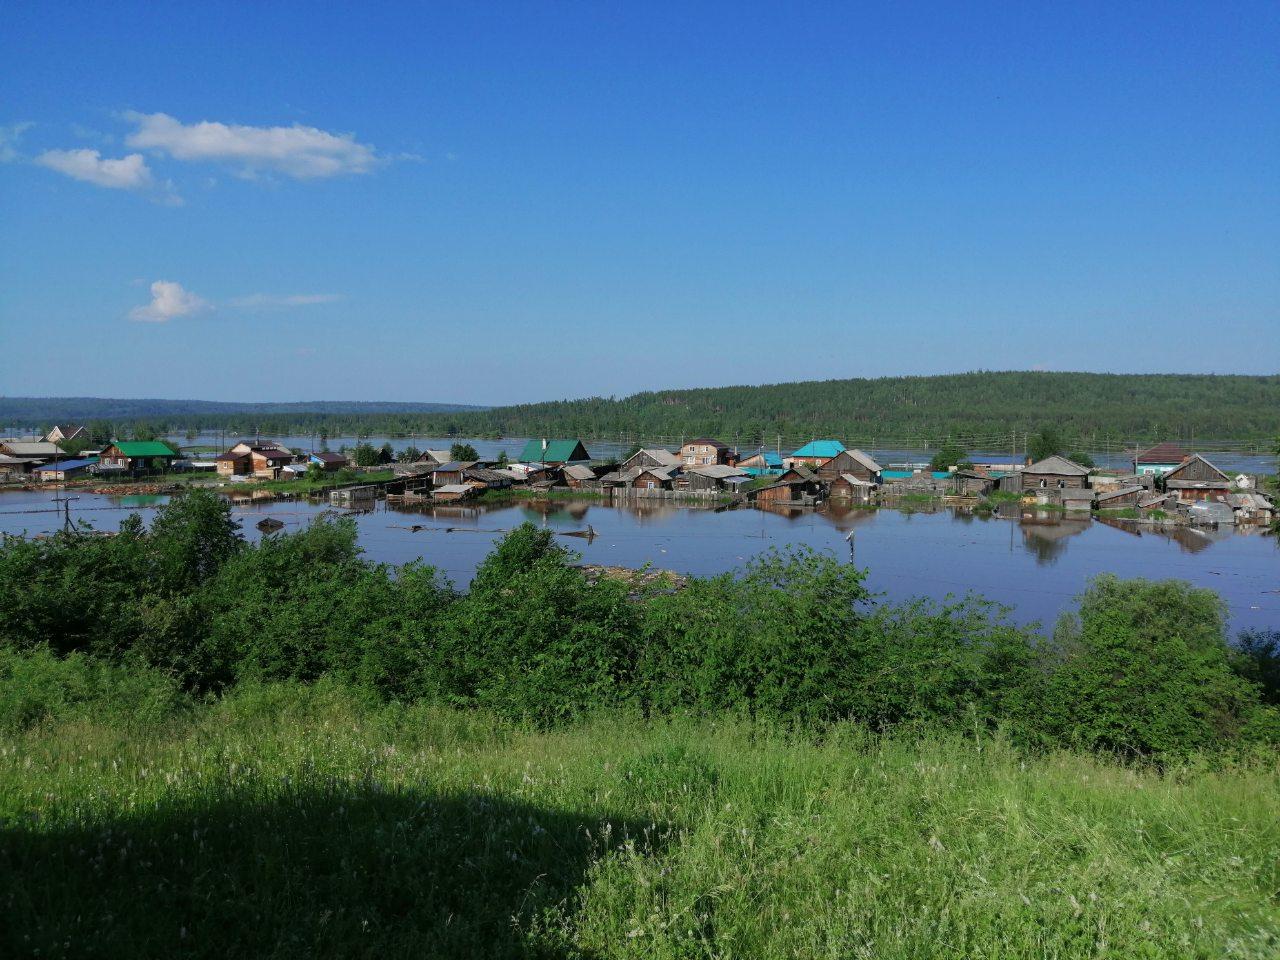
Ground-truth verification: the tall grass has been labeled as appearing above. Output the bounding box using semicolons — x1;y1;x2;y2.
3;683;1277;958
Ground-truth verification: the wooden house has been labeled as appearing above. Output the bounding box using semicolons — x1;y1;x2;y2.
1018;455;1090;491
1161;454;1231;501
518;439;591;464
631;467;675;490
97;441;177;474
1095;486;1143;510
621;448;681;472
829;473;875;502
786;440;845;469
749;465;821;505
1132;442;1188;476
817;448;881;484
429;461;477;487
679;438;729;467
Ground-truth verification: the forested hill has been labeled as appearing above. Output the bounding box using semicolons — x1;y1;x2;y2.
6;373;1279;447
377;372;1279;448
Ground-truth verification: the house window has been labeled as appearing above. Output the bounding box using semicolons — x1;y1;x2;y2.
1040;479;1047;488
1058;479;1066;489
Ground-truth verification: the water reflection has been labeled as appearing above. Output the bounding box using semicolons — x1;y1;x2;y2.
1019;516;1090;565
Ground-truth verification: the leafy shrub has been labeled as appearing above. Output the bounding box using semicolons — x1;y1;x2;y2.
1042;575;1266;756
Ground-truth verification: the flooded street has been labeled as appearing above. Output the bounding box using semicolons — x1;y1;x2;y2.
3;487;1276;634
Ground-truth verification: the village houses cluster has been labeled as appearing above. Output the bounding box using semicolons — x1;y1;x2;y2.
1;426;1273;527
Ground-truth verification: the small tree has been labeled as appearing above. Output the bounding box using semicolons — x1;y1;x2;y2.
400;445;422;463
1027;427;1063;462
929;442;972;472
496;450;509;467
451;442;479;462
351;443;381;467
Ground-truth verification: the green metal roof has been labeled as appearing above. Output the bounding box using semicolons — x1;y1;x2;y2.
111;441;177;457
518;439;590;462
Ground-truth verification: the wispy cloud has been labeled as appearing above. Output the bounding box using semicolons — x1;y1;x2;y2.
0;121;33;162
124;111;378;179
129;280;210;322
35;147;181;204
229;293;344;308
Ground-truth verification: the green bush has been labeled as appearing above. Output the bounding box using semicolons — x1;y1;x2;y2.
1042;575;1267;756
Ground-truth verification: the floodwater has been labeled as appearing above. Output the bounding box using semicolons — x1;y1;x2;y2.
2;488;1277;635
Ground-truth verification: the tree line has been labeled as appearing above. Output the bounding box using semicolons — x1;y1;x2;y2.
2;490;1277;758
8;371;1280;448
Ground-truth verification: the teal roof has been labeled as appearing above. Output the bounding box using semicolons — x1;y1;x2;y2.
518;439;590;462
791;439;845;459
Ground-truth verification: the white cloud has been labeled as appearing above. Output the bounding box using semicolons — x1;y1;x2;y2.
124;111;378;179
36;148;155;189
229;293;343;308
1;121;33;162
129;280;210;323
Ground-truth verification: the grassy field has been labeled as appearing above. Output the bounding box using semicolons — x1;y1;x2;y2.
2;685;1277;958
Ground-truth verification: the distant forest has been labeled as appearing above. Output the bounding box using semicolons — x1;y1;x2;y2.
5;372;1279;450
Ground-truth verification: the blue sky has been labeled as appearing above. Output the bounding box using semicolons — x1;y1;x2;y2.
2;2;1277;405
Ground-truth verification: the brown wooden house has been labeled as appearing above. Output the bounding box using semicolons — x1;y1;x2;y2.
829;473;875;502
632;467;674;490
621;448;681;472
1161;454;1231;501
1017;455;1090;491
816;449;882;484
215;451;251;476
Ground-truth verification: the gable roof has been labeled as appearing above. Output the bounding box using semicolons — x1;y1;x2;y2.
562;464;597;480
1134;442;1189;464
682;437;727;449
625;448;681;468
417;449;454;463
1165;453;1229;482
791;439;846;459
843;448;882;473
1022;455;1090;476
838;473;875;487
109;441;177;457
428;460;477;473
310;451;348;464
781;464;818;482
739;449;783;467
0;441;64;457
518;439;590;462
